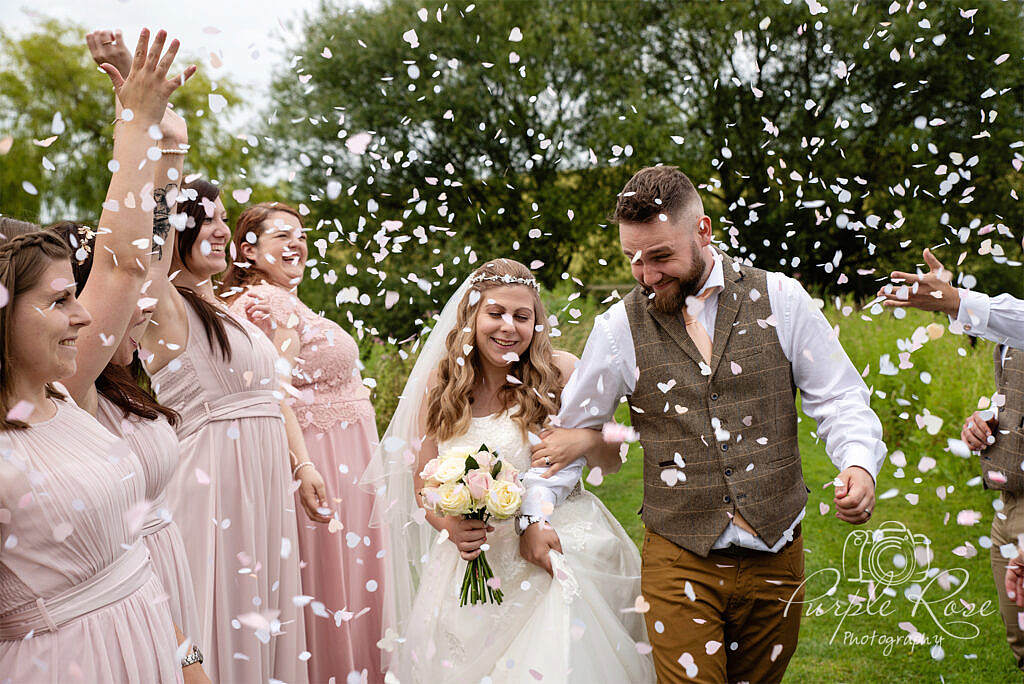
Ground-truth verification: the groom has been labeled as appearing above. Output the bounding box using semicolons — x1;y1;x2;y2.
519;166;885;682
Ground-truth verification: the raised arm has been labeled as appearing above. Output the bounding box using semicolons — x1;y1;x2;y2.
64;29;195;402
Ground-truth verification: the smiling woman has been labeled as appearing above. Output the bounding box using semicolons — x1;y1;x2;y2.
0;230;183;682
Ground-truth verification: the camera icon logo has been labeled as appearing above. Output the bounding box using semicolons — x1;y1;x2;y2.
842;520;932;587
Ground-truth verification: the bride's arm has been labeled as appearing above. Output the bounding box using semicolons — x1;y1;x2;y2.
416;372;491;560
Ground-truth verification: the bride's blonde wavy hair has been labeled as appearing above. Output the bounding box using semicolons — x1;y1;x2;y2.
426;258;562;443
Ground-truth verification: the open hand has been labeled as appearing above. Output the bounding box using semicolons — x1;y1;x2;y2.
834;466;875;525
86;29;132;78
449;518;493;561
296;464;331;523
876;248;960;316
962;410;998;451
519;520;562;575
102;28;196;126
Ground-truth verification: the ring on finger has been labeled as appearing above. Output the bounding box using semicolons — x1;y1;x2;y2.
544;457;551;466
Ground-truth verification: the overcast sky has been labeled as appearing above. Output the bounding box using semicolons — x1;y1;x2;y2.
1;0;327;98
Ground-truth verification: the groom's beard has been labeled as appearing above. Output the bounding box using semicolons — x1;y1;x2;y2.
643;242;707;314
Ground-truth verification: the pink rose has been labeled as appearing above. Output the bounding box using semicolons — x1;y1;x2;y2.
495;463;519;483
473;449;496;470
420;458;441;481
465;469;493;501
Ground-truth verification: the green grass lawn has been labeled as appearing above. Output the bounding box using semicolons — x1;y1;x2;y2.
585;306;1020;681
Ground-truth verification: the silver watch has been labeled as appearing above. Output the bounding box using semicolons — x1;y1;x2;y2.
181;643;203;668
515;514;546;536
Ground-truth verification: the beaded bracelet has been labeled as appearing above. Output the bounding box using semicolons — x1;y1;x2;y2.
292;461;315;479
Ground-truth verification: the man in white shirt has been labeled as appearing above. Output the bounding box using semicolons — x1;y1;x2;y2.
518;166;885;683
879;245;1024;671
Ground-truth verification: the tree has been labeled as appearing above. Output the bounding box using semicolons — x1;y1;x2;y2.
0;18;252;225
263;0;1022;339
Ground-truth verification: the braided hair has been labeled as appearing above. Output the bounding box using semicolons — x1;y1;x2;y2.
0;229;72;430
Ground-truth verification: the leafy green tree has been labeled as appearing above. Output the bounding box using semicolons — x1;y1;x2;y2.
262;0;1022;339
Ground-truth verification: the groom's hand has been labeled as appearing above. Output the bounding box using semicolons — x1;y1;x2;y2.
519;521;562;576
834;466;875;525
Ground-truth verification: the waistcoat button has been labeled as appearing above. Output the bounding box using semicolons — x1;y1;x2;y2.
723;495;731;503
721;444;729;452
710;392;719;401
725;468;733;476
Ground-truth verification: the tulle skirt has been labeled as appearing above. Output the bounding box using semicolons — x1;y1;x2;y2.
393;490;656;683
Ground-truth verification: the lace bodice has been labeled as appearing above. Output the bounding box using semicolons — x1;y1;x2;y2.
230;283;373;431
436;410;532;473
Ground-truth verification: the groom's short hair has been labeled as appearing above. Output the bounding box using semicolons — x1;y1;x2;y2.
612;166;702;227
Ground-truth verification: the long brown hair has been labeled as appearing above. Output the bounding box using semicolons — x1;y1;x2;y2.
0;227;71;430
48;220;179;426
174;178;246;359
425;258;562;442
220;202;303;304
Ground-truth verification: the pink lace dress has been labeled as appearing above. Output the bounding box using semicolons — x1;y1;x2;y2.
0;393;180;682
233;283;385;682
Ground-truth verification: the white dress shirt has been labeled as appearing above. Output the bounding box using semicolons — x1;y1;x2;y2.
952;289;1024;362
522;251;887;552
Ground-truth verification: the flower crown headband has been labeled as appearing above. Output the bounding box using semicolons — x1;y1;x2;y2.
469;273;540;291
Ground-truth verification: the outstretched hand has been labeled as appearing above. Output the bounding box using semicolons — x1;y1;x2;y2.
876;248;960;316
101;28;196;126
86;29;132;78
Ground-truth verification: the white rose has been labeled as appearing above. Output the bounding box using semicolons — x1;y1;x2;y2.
485;480;522;519
437;482;475;516
433;455;468;484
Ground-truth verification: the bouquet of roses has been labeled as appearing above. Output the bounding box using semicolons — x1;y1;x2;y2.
419;444;523;606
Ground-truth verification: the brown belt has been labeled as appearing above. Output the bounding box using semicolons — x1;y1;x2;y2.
711;523;801;558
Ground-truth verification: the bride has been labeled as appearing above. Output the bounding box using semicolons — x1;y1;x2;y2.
363;258;655;682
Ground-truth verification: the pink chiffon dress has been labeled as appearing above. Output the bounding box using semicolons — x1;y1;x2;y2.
151;300;308;683
96;395;201;645
0;392;181;683
232;283;385;682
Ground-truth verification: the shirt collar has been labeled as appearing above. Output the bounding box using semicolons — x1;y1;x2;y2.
696;248;724;297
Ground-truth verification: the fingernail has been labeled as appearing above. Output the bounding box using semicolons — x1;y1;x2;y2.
1010;590;1016;600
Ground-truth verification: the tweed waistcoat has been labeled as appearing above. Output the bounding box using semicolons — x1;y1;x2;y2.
625;252;806;557
981;345;1024;492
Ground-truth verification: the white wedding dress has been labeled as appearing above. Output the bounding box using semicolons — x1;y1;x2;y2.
393;410;655;683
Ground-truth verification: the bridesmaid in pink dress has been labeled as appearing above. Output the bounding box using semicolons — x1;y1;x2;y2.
223;203;386;682
139;181;329;683
1;31;201;682
0;231;181;682
46;38;204;663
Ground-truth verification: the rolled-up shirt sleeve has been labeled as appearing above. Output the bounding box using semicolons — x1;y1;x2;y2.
770;273;887;482
520;304;634;518
952;289;1024;350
